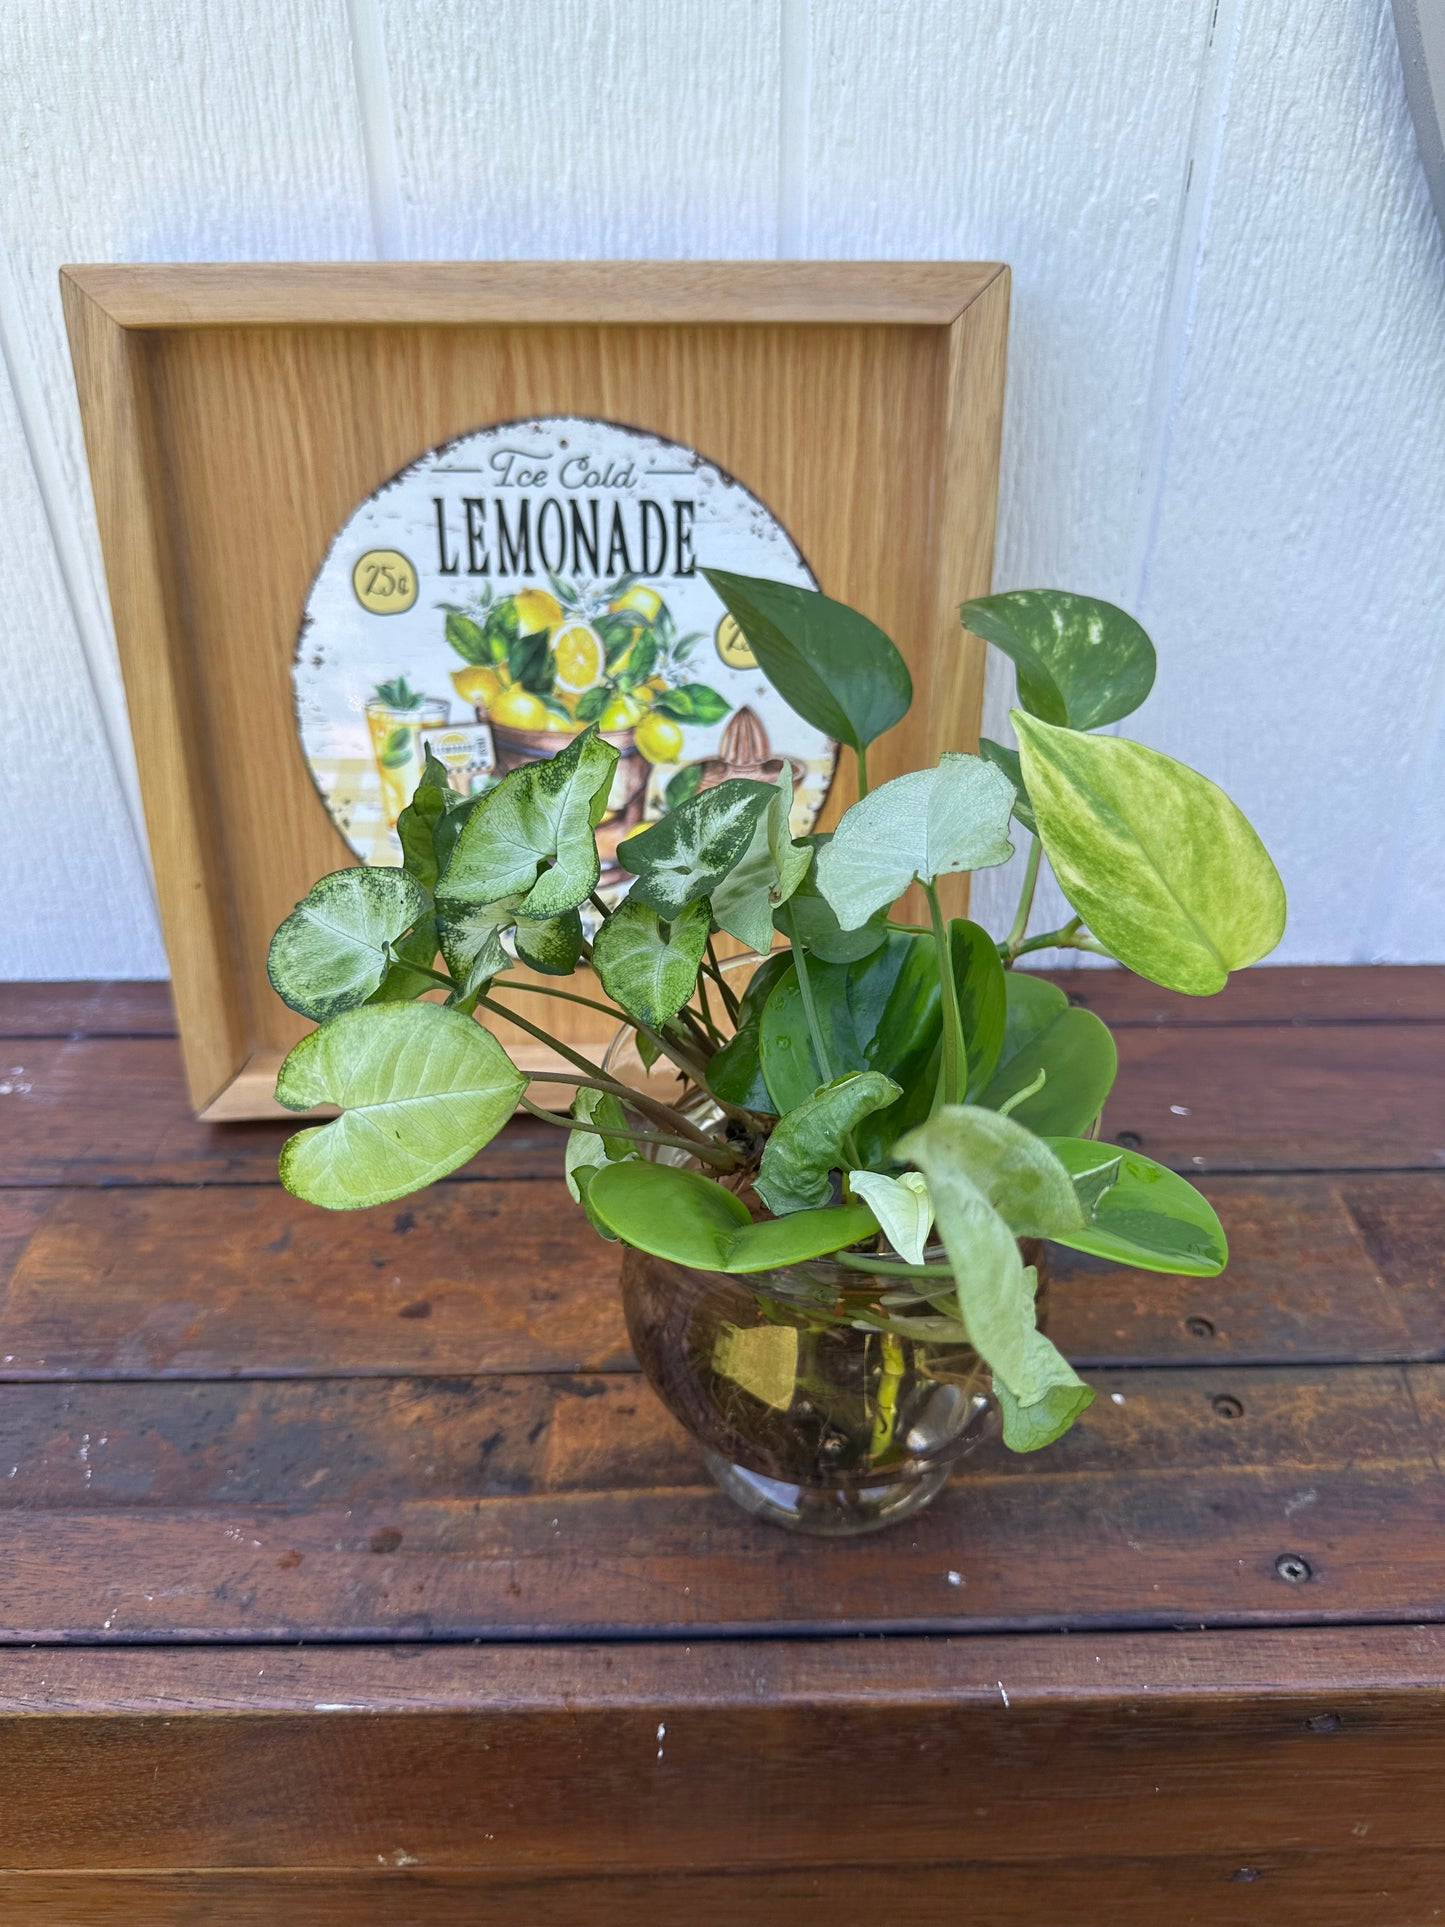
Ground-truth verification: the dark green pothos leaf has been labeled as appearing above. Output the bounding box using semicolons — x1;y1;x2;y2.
268;868;431;1022
617;778;774;919
976;738;1037;835
975;971;1117;1137
960;590;1156;731
950;918;1007;1098
1045;1138;1228;1275
755;1071;902;1216
705;950;792;1112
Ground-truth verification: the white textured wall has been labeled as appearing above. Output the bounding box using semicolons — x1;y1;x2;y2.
1;0;1441;977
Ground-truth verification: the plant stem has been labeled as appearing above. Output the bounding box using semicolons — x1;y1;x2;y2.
834;1252;956;1280
588;891;611;921
406;961;460;994
1004;835;1042;961
779;900;834;1081
694;966;721;1041
517;1092;737;1168
855;741;870;799
705;937;741;1023
924;879;963;1107
886;921;932;936
486;980;628;1025
1008;917;1110;960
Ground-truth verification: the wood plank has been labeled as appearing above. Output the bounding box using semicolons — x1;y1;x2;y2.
62;260;1004;329
0;1366;1439;1640
0;983;174;1037
1053;963;1445;1027
0;1174;1432;1379
0;1631;1440;1870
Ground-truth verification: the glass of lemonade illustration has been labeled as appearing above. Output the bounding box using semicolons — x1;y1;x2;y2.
365;680;448;826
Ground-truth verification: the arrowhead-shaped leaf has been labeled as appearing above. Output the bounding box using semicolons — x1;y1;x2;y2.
438;725;618;919
779;835;889;962
275;1003;525;1209
1014;713;1286;995
756;1071;902;1215
961;591;1156;730
268;868;431;1022
977;738;1037;834
585;1159;878;1273
1045;1138;1228;1275
435;893;524;997
618;778;774;919
816;753;1016;929
847;1169;933;1265
514;907;585;975
592;898;710;1028
701;567;912;752
395;748;460;891
710;767;814;954
976;971;1117;1135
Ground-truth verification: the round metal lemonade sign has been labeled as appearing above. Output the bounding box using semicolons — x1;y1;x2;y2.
293;415;838;892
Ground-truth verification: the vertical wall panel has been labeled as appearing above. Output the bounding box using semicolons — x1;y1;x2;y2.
380;0;783;258
1136;0;1445;963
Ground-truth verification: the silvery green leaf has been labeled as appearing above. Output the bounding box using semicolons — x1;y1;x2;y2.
779;836;889;962
961;591;1156;731
993;1339;1097;1452
268;868;431;1022
618;777;775;919
710;766;813;954
514;907;585;975
436;893;524;996
896;1107;1094;1449
438;725;618;919
592;898;711;1028
755;1071;902;1216
815;753;1016;929
275;1003;526;1209
1014;713;1286;995
847;1169;933;1265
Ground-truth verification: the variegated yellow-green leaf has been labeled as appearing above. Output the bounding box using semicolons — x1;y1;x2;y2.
755;1071;901;1215
1014;713;1286;995
268;868;431;1022
275;1003;525;1209
435;894;523;997
961;591;1156;730
592;898;710;1028
514;907;585;975
816;753;1015;929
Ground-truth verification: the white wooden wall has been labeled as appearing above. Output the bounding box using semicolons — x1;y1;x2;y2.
2;0;1441;978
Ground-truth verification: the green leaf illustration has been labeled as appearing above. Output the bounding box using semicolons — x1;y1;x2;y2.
961;591;1157;731
756;1071;902;1215
592;898;710;1028
275;1003;525;1209
617;777;775;919
652;682;731;724
710;766;814;954
1014;713;1287;995
701;568;913;752
815;752;1016;929
975;971;1117;1136
268;867;431;1022
444;612;487;664
1045;1138;1228;1275
438;725;619;919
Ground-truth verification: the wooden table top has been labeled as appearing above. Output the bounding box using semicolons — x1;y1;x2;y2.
1;967;1441;1924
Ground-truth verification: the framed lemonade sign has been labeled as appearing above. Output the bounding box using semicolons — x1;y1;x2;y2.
296;416;838;889
62;261;1009;1117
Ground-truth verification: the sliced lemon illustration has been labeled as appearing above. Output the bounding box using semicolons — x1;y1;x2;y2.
635;712;684;764
552;620;606;693
508;587;563;636
489;685;550;730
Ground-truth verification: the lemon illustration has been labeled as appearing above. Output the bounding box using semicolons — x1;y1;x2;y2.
636;712;684;763
489;684;550;730
599;691;646;732
451;664;506;709
609;584;664;623
508;587;564;636
552;621;605;693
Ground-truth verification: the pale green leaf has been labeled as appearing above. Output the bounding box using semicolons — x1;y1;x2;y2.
275;1003;525;1209
993;1342;1097;1452
592;898;710;1028
564;1087;636;1205
514;908;585;975
710;766;813;954
780;835;889;961
435;893;523;997
1014;713;1286;995
438;725;618;919
756;1071;902;1215
976;971;1117;1135
901;1105;1083;1239
847;1169;933;1265
961;591;1156;730
268;868;430;1022
618;778;774;919
1046;1138;1228;1275
815;753;1016;929
585;1159;877;1273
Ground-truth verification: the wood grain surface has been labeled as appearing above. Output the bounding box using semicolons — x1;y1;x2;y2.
0;968;1440;1920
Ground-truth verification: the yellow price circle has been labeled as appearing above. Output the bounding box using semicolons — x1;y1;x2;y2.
715;613;756;670
353;549;418;614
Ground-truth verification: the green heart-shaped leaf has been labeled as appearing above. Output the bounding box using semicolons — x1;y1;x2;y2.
711;767;814;954
961;591;1156;730
275;1003;525;1209
438;725;618;920
976;971;1117;1136
592;898;710;1027
756;1071;902;1215
268;868;431;1022
901;1106;1083;1239
618;778;774;919
1014;714;1286;995
1045;1138;1228;1275
722;1201;878;1272
815;753;1016;929
951;918;1007;1098
514;907;585;976
585;1159;877;1273
701;568;912;752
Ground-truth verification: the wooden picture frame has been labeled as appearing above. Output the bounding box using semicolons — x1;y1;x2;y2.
62;261;1010;1119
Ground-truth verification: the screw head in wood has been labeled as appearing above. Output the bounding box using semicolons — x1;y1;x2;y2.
1275;1552;1312;1584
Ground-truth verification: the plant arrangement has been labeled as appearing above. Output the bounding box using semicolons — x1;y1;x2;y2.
269;570;1285;1464
442;574;730;764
